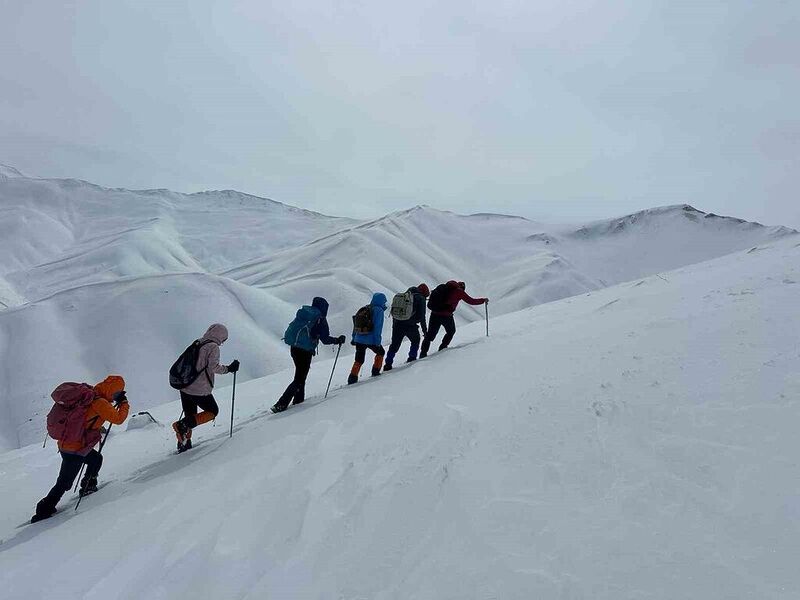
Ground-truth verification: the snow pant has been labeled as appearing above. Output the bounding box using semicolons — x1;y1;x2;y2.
276;346;314;409
37;450;103;513
420;313;456;357
179;392;219;433
350;343;385;378
385;323;422;366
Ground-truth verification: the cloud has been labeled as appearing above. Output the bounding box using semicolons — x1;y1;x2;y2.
0;0;797;228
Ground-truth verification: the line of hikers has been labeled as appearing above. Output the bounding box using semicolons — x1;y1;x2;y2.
31;280;487;523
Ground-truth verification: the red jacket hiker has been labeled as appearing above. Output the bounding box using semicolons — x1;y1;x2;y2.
431;280;487;316
421;281;488;358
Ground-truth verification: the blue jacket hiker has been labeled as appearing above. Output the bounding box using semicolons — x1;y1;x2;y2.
272;297;345;413
348;292;388;384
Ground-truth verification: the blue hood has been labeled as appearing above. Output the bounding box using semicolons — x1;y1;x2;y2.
312;297;329;317
371;292;387;309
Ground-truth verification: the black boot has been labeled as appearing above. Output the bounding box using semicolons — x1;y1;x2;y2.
31;500;57;523
79;476;99;497
271;402;288;414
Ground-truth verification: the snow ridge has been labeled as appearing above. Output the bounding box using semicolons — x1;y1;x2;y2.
0;166;795;450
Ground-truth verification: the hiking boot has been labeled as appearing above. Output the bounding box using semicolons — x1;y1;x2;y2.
31;501;57;523
347;374;358;385
172;419;190;444
406;357;416;363
371;368;381;377
79;476;98;497
177;438;193;453
383;363;393;372
271;403;288;414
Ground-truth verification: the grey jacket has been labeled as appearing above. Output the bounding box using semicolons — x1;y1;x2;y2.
182;323;230;396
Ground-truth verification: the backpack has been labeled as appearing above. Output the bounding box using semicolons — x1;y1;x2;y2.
390;291;415;321
427;283;450;312
284;306;322;352
169;340;214;390
352;305;374;334
46;382;97;445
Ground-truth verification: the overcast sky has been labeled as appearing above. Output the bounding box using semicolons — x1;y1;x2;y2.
1;0;798;227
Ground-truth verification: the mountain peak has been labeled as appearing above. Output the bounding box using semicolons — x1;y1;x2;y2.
0;164;26;178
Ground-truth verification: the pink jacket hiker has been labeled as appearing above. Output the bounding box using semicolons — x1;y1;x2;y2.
181;323;230;396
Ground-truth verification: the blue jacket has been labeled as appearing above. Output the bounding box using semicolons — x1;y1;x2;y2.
310;297;338;346
352;292;387;346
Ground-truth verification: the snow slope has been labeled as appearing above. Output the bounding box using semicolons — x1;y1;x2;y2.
0;234;798;599
0;168;795;450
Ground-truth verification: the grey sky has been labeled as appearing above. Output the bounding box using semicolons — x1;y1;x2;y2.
1;0;798;227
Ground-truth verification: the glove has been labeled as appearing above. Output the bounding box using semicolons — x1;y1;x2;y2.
337;335;346;345
112;390;128;405
228;359;240;373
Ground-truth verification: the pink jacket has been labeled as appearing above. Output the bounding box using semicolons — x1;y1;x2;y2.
182;324;230;396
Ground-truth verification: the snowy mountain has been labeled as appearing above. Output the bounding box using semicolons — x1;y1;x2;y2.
0;167;795;449
1;234;798;599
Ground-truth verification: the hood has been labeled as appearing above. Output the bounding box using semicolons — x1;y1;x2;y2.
202;323;229;345
94;375;125;401
371;292;388;308
312;297;329;317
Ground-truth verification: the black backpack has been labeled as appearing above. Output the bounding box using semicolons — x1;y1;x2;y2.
169;340;214;390
427;284;450;312
352;305;374;334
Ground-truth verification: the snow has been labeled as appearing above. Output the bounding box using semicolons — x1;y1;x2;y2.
1;234;798;599
0;168;795;450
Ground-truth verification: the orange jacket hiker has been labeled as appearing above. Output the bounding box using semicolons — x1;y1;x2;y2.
58;375;130;454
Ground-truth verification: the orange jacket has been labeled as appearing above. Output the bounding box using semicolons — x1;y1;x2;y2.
58;375;130;453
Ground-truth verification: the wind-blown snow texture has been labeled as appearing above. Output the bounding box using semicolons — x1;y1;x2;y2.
0;166;795;450
1;235;798;599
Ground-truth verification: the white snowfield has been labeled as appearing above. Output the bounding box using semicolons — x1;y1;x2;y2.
0;165;794;450
1;235;798;599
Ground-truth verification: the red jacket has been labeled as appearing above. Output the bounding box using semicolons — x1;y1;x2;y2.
432;281;487;316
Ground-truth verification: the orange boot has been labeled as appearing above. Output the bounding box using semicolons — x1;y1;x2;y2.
195;411;215;427
348;362;363;385
371;354;384;377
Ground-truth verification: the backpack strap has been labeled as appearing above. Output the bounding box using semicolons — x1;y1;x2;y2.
198;339;217;386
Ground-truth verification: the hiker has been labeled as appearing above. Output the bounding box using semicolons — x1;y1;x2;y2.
348;292;388;384
272;297;346;413
32;376;130;523
420;281;488;358
384;283;430;371
172;323;239;452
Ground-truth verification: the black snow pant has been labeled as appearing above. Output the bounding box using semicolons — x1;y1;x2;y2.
386;323;422;366
179;392;219;428
276;346;314;409
37;450;103;513
420;313;456;357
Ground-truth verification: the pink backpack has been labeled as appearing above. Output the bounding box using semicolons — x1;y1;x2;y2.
46;382;97;446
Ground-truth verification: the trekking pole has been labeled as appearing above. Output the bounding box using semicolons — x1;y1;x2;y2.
229;371;237;438
325;343;343;399
43;430;48;449
75;425;112;512
485;301;489;337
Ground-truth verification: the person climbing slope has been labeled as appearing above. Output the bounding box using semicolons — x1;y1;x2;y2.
348;292;388;384
384;283;429;371
172;323;239;453
32;375;130;523
420;281;488;358
272;296;346;413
